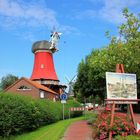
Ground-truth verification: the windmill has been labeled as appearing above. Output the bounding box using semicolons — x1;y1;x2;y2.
65;75;76;96
49;27;62;51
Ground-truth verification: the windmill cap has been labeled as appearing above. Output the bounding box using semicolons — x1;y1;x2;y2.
32;40;51;53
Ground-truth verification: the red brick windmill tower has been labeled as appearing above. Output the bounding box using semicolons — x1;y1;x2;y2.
30;32;66;94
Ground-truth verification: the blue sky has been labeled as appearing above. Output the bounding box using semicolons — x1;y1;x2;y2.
0;0;140;86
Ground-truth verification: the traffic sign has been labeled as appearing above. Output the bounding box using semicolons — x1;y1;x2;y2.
60;93;67;100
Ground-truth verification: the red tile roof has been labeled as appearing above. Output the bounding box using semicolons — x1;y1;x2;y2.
4;77;58;95
23;77;57;94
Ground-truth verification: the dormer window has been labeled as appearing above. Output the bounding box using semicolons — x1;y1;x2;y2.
17;85;31;91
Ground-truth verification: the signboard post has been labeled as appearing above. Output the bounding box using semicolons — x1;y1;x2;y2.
60;93;67;120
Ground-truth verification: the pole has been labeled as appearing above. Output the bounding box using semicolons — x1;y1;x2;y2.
69;108;70;119
129;104;136;128
109;102;115;140
63;103;65;120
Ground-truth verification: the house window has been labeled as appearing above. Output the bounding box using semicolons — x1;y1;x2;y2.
40;91;45;98
17;85;31;91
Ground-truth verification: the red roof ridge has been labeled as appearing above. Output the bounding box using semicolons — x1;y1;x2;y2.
21;77;58;95
4;77;58;95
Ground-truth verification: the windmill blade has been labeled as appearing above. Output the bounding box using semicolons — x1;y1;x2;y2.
58;33;62;36
70;75;77;83
65;75;70;83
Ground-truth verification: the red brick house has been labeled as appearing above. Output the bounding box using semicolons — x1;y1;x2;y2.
4;77;58;101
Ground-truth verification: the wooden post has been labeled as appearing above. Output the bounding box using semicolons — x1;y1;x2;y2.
109;102;115;140
109;64;125;140
116;64;135;125
107;64;136;139
116;64;124;73
129;104;135;127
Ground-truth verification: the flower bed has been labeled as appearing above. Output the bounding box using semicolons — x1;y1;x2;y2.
92;112;136;139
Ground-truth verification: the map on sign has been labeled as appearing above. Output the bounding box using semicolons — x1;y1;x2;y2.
60;93;67;100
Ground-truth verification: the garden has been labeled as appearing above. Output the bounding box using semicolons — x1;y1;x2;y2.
84;110;140;140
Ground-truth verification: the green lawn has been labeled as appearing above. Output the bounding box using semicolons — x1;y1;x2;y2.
2;117;84;140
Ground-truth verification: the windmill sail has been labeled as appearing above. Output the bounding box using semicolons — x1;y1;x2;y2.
65;75;76;96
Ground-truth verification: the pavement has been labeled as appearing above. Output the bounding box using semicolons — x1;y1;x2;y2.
134;113;140;122
61;120;93;140
61;113;140;140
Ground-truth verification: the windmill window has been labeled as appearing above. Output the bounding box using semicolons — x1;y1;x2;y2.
41;64;44;69
17;85;31;91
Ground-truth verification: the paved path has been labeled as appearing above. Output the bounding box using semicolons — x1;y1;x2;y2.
134;113;140;122
61;120;92;140
61;113;140;140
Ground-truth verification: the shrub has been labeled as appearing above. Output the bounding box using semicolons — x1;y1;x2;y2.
84;111;97;125
0;93;60;137
92;112;136;140
65;100;83;118
0;93;53;136
0;93;82;137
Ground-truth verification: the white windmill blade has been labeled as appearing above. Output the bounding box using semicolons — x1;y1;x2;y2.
58;32;62;35
65;75;70;82
70;75;77;83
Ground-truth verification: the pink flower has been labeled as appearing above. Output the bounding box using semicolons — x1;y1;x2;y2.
112;131;116;134
122;132;127;136
125;126;129;131
117;127;122;131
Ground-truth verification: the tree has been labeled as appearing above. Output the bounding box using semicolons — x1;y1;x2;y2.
0;74;19;90
74;58;91;98
74;8;140;103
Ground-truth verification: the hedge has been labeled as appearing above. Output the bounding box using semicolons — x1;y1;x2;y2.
0;92;82;137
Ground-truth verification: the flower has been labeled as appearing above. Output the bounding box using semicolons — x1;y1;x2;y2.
92;112;136;139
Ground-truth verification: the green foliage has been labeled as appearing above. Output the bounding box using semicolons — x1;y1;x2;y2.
0;93;48;137
74;59;91;98
0;74;18;90
3;117;84;140
65;99;83;118
0;93;82;137
84;111;97;125
115;135;140;140
74;8;140;103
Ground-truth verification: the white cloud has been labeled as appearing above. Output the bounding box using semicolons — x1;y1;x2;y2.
76;0;140;24
99;0;140;24
0;0;79;41
0;0;58;29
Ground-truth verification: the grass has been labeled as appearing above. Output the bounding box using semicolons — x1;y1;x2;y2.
115;135;140;140
1;117;84;140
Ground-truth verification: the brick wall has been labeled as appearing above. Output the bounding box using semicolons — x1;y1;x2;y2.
6;79;56;101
